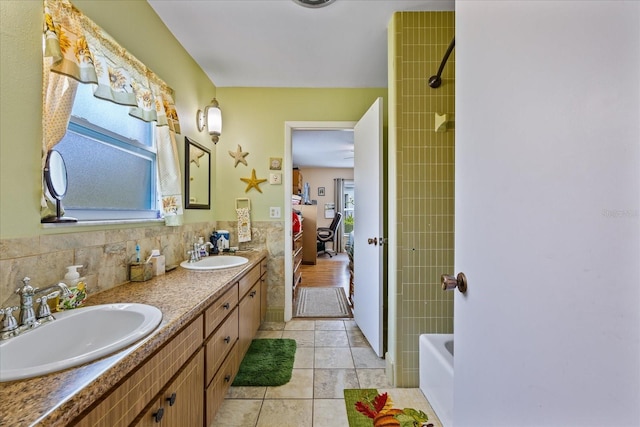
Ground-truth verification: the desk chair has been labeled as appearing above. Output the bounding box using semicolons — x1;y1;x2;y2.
317;212;343;258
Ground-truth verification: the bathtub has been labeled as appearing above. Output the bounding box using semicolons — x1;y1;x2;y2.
419;334;454;427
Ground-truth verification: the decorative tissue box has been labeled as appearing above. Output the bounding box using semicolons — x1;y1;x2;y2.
59;283;87;310
129;262;153;282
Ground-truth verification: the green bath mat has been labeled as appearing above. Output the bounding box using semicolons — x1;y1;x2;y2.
232;338;296;386
344;389;432;427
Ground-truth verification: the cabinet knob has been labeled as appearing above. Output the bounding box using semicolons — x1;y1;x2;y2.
153;407;164;423
223;302;230;310
250;290;257;298
166;392;176;406
224;374;231;382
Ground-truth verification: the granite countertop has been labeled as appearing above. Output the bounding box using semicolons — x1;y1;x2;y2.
0;250;267;427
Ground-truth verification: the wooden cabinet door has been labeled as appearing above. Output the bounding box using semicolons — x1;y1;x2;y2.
135;350;204;427
238;282;260;358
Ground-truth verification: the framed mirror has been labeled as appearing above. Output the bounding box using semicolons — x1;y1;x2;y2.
184;136;211;209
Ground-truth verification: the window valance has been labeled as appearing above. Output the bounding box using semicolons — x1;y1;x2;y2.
43;0;180;132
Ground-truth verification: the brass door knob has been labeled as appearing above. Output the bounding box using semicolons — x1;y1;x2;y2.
441;272;467;293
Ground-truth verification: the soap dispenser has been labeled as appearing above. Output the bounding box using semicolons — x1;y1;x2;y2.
64;265;83;286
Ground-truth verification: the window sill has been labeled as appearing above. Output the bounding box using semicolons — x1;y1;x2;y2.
42;218;166;228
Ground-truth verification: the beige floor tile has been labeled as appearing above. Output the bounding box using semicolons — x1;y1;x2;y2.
255;330;283;339
344;319;359;330
226;386;266;399
210;399;262;427
313;399;349;427
256;399;313;427
260;321;285;331
346;328;370;347
315;347;354;369
315;320;346;330
313;369;359;399
284;319;316;330
293;347;315;369
282;330;315;347
315;330;349;347
265;368;314;399
351;347;386;368
356;368;392;389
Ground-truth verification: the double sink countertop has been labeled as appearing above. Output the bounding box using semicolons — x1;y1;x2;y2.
0;250;267;427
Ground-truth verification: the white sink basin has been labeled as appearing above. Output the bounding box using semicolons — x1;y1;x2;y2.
180;255;248;270
0;303;162;382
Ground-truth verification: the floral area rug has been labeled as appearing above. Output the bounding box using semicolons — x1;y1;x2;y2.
344;389;434;427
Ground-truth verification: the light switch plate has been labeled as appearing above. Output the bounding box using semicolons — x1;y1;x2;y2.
269;173;282;185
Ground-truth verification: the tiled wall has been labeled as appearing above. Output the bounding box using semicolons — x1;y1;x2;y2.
391;11;455;386
0;221;285;321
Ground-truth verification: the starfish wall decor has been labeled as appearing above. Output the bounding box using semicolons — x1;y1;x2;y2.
241;169;267;193
228;144;249;167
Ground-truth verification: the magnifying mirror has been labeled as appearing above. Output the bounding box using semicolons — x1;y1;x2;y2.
42;149;77;223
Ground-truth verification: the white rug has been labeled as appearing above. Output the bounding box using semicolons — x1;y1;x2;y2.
294;287;352;318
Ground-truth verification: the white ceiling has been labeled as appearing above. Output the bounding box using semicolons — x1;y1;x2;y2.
148;0;454;167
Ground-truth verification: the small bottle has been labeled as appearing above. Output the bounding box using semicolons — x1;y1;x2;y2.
198;237;208;257
150;249;165;276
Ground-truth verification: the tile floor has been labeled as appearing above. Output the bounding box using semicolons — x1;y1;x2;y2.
212;319;442;427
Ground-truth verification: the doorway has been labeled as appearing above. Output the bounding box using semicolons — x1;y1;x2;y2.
284;121;356;321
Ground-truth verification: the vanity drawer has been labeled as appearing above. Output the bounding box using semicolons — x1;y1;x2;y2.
205;342;239;427
260;257;268;276
204;284;238;337
205;307;239;386
238;264;260;298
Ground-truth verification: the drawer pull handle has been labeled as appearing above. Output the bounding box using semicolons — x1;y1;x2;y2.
166;392;177;406
224;374;231;382
250;290;257;298
153;407;164;423
224;335;231;343
223;302;230;310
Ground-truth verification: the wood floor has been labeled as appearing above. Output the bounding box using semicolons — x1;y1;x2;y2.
299;253;349;288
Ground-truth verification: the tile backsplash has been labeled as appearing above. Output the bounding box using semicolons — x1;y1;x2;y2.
0;221;285;322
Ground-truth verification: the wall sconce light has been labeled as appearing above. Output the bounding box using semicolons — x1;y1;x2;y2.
196;98;222;144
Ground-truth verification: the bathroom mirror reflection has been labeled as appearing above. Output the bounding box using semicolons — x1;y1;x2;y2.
184;136;211;209
42;149;77;223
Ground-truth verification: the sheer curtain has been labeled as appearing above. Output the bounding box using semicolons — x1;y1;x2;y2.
42;0;183;224
334;178;345;252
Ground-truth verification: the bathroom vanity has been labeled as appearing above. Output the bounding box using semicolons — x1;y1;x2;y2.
0;250;267;426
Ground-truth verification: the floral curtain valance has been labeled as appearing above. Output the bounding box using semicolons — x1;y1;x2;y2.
43;0;180;132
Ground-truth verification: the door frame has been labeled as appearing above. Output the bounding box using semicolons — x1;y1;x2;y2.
283;121;356;321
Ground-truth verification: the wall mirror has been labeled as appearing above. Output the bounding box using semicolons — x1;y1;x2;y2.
184;136;211;209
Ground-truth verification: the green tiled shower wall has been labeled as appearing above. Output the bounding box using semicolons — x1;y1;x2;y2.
390;11;455;386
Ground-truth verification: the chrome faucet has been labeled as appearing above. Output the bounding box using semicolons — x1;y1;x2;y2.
1;277;71;340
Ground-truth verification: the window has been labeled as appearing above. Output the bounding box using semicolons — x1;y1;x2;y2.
55;84;159;221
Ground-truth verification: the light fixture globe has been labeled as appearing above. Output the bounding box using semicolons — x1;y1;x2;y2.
196;98;222;144
292;0;336;8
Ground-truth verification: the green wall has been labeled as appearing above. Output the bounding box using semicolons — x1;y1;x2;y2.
214;87;386;222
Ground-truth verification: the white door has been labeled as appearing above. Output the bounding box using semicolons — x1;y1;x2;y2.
353;97;384;357
454;2;639;426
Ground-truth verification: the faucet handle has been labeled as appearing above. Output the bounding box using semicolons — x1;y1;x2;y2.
1;306;19;332
36;292;59;320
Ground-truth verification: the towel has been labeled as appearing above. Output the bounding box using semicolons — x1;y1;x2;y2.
236;207;252;242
